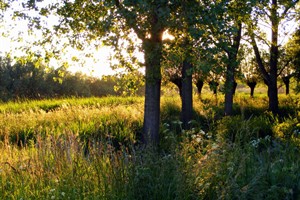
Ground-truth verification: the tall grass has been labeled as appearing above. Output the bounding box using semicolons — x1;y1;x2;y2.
0;94;299;199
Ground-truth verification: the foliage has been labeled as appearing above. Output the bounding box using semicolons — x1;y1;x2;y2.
112;70;145;96
284;28;300;92
246;0;300;113
0;56;147;101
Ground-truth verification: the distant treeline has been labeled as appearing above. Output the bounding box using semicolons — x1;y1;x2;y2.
0;57;143;101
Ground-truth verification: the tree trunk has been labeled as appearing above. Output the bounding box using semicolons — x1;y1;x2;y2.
224;22;241;116
233;81;237;95
282;76;290;95
142;38;163;146
195;79;204;97
268;75;279;114
246;81;257;98
209;81;219;95
170;77;182;97
268;0;279;114
224;64;235;116
249;0;279;115
181;60;193;130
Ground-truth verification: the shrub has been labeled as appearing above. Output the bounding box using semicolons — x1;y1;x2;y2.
215;115;273;146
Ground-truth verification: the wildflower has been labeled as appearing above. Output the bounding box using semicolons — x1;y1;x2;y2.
199;130;206;135
19;165;26;170
195;137;201;143
250;139;260;148
50;188;56;193
264;135;271;141
61;192;65;197
51;196;55;200
163;123;170;127
212;143;219;149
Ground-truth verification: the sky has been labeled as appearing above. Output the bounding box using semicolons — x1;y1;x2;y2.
0;1;120;78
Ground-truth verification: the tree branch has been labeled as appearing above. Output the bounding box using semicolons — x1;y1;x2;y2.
114;0;145;40
281;0;300;19
248;26;270;82
277;60;292;76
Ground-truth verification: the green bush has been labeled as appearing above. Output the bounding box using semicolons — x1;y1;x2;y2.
215;115;273;146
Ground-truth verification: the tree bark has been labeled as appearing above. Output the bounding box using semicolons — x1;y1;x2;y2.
181;60;193;130
233;81;237;95
282;76;290;95
268;0;279;114
224;64;235;116
268;75;279;114
224;22;241;116
142;37;163;146
246;81;257;97
195;79;204;96
170;77;182;97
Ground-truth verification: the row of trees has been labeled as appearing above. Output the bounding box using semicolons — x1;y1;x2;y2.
0;57;146;101
2;0;300;146
165;30;299;99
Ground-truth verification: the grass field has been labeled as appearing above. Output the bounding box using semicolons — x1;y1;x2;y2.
0;94;299;199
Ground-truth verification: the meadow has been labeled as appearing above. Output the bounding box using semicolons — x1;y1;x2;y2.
0;93;299;199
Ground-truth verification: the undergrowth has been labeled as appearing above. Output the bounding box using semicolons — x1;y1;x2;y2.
0;94;299;199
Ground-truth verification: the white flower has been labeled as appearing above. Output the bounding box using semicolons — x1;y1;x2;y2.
250;139;260;148
50;189;56;193
264;135;271;141
51;196;55;200
195;137;201;143
61;192;65;197
199;130;206;135
19;165;26;170
163;123;170;127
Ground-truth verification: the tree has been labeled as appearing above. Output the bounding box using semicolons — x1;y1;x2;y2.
198;0;250;116
43;0;176;145
283;27;300;93
291;28;300;92
164;66;182;97
247;0;300;114
161;0;205;130
0;56;51;100
278;48;294;95
239;45;261;98
162;39;194;130
163;38;194;129
194;74;205;97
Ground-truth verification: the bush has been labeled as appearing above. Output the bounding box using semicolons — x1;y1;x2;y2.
215;115;273;145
